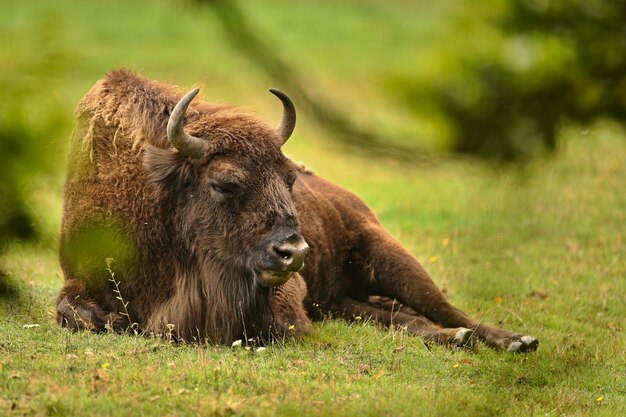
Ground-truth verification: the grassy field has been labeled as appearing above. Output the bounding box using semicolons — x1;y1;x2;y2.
2;0;626;416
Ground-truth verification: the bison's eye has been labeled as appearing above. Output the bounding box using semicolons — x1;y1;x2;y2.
210;180;238;196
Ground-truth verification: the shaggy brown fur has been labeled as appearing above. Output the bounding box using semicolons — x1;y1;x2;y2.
57;69;538;352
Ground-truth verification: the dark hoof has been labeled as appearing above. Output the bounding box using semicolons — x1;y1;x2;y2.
507;335;539;353
454;328;474;347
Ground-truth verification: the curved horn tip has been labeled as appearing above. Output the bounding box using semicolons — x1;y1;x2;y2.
268;88;290;101
268;88;290;102
182;88;200;104
268;88;296;144
178;88;200;108
170;88;200;119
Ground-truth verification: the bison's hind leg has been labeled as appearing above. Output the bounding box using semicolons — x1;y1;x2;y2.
347;227;539;353
368;297;539;353
337;296;474;347
504;334;539;353
56;280;125;332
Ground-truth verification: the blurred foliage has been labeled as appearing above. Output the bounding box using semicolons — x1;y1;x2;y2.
0;19;71;252
389;0;626;160
202;0;626;161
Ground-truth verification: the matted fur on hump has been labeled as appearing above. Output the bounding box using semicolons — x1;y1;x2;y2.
77;69;197;155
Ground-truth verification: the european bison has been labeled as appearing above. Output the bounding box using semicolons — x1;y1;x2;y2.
57;69;538;352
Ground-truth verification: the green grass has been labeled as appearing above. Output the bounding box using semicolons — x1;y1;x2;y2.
3;128;625;417
2;0;626;416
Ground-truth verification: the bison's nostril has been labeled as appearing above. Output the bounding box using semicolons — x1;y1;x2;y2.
275;247;291;258
270;236;309;271
272;244;298;263
274;247;294;263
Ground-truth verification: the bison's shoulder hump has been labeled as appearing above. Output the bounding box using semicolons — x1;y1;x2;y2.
74;69;184;150
288;158;315;176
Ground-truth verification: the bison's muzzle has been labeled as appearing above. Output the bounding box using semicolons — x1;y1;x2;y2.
258;233;309;287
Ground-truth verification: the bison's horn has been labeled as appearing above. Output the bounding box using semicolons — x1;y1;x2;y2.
167;88;205;158
269;88;296;144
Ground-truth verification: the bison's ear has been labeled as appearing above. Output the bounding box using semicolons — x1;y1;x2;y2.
143;145;197;186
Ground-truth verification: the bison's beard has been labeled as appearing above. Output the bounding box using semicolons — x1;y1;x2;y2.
145;258;277;344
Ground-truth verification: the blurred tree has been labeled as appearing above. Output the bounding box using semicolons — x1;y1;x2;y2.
0;20;70;252
391;0;626;160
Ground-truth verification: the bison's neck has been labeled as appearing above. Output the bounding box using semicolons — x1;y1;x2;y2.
146;261;274;344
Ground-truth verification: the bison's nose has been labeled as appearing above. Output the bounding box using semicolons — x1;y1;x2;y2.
270;234;309;272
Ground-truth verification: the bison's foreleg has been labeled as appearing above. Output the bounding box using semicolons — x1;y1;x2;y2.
56;279;127;332
347;226;538;353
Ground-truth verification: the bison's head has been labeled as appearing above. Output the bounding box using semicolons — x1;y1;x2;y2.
144;88;308;288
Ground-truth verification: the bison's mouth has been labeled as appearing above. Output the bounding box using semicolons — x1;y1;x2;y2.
257;270;293;287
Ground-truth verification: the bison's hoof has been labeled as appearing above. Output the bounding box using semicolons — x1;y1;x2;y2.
454;328;473;346
507;335;539;353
